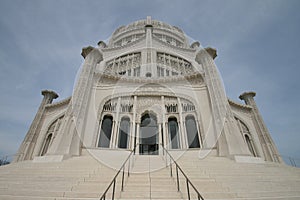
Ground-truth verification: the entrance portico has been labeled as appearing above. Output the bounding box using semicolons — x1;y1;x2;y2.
139;112;159;155
97;94;203;154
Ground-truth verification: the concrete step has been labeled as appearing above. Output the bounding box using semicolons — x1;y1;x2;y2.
1;150;300;200
0;188;64;197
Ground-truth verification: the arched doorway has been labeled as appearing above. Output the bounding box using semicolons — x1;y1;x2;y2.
185;115;200;148
168;117;180;149
118;117;130;149
139;112;159;155
98;115;113;148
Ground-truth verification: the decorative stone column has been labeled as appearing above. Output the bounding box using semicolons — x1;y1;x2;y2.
14;90;58;162
48;47;103;160
110;121;116;148
130;96;137;150
111;97;121;148
158;123;162;147
177;98;187;149
196;48;249;157
136;123;140;154
239;92;282;163
161;96;167;149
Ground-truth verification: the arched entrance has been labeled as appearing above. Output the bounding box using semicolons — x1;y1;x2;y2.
139;112;159;155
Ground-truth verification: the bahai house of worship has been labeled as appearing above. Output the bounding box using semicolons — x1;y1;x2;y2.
0;17;300;200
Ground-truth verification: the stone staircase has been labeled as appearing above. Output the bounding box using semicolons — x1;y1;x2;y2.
118;155;183;200
0;150;118;200
0;149;300;200
176;150;300;200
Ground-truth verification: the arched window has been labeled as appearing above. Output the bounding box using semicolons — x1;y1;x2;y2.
41;134;52;156
235;117;257;157
40;116;64;156
118;117;130;149
168;117;180;149
185;115;200;148
245;134;256;156
146;72;152;77
98;115;113;148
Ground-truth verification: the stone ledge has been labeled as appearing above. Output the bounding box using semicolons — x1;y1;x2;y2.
234;155;265;164
33;155;70;163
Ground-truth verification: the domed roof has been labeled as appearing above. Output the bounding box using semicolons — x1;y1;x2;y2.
108;17;188;48
112;18;184;36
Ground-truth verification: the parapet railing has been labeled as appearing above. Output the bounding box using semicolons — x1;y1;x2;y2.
274;154;300;168
160;145;205;200
99;144;137;200
0;154;15;166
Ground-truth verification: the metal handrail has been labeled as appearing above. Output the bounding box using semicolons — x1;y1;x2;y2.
274;154;300;167
0;154;15;166
161;145;205;200
99;144;137;200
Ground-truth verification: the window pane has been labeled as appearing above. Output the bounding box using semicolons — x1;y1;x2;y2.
118;117;130;149
99;116;113;148
168;118;180;149
41;134;52;156
186;116;200;148
245;135;256;156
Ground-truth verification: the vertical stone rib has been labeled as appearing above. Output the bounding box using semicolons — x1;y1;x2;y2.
239;92;282;163
14;90;58;162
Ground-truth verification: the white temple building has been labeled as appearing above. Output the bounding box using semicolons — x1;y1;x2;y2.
1;17;299;200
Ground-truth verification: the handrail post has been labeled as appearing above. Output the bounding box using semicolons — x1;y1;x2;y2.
176;165;180;191
289;157;294;166
160;144;205;200
291;158;297;167
112;179;116;200
128;157;130;177
165;149;167;167
99;144;139;200
134;144;136;155
186;178;190;200
121;166;125;191
170;161;173;177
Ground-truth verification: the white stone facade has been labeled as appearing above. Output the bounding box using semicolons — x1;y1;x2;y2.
14;17;281;164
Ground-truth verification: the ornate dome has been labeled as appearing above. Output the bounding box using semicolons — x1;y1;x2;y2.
108;17;189;48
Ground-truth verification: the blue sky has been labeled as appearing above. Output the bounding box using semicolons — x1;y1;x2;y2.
0;0;299;161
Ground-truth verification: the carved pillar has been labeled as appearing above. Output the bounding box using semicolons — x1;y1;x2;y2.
177;98;186;149
165;122;169;150
49;48;103;159
239;92;282;163
161;96;167;149
110;121;116;148
195;119;203;147
96;119;102;147
130;96;137;150
112;97;121;148
196;49;249;157
158;123;162;146
136;123;140;154
14;90;58;162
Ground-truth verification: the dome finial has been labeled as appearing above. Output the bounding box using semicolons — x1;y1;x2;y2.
146;16;152;25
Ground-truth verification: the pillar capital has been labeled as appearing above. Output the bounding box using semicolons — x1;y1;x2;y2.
239;91;256;105
204;47;217;60
41;90;59;99
239;91;256;101
97;41;107;48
